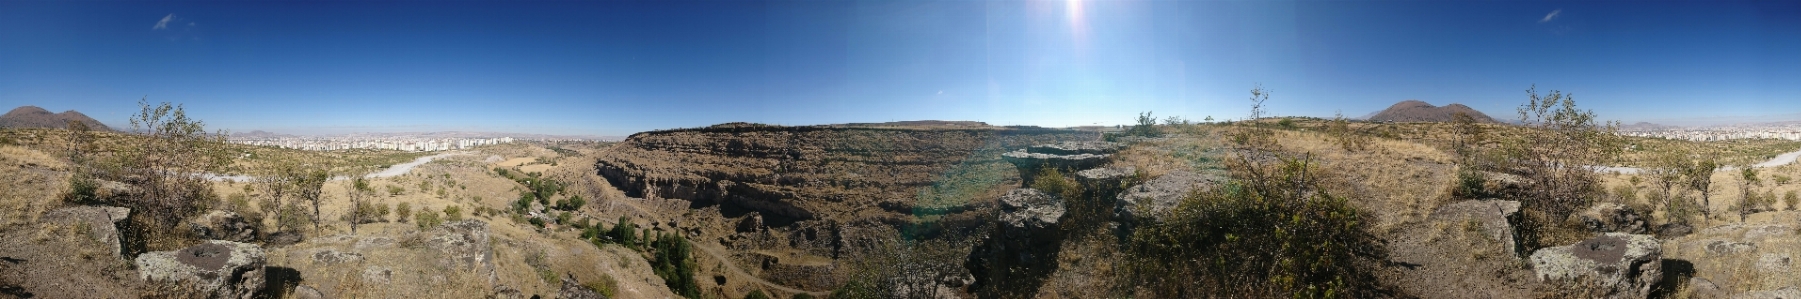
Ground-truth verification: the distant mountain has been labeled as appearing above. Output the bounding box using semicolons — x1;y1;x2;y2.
1366;100;1498;123
1619;122;1680;131
0;106;113;131
231;130;294;138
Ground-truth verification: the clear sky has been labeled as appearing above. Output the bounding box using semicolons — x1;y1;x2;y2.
3;1;1798;136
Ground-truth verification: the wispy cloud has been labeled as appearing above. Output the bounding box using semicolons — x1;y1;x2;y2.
153;13;175;30
1539;9;1561;23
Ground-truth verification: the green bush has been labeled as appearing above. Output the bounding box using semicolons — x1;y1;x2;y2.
62;173;101;204
1786;190;1799;211
791;293;816;299
528;217;546;228
584;273;620;298
415;208;442;229
397;202;412;223
651;233;701;298
1125;155;1385;298
744;290;771;299
444;205;463;222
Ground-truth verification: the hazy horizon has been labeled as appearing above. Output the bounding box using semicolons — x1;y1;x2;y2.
5;1;1799;136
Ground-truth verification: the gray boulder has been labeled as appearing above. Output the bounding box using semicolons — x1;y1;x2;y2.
1529;233;1662;299
558;273;608;299
1076;167;1135;204
293;285;328;299
1705;240;1758;256
266;230;305;247
135;240;267;299
311;249;365;265
491;285;524;299
426;220;498;283
188;210;259;243
1114;171;1221;227
997;188;1065;234
1431;200;1522;256
1002;150;1109;186
1575;203;1648;234
1757;253;1792;273
42;206;130;259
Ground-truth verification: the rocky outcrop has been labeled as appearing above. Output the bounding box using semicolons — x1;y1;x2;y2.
311;250;365;265
1529;233;1662;299
1575;203;1648;234
1114;171;1222;229
1705;240;1757;256
558;273;607;299
266;231;304;247
425;220;497;283
1075;167;1135;202
189;210;259;243
1026;141;1124;156
966;188;1065;296
594;123;1094;227
134;240;267;299
42;206;130;259
1431;200;1522;256
1003;151;1110;186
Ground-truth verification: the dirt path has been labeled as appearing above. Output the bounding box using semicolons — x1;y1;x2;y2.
689;241;832;297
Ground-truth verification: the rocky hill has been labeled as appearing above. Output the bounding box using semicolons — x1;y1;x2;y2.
0;106;112;131
1367;100;1498;123
596;122;1097;228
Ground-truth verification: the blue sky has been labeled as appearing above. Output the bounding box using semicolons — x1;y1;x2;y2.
3;1;1798;136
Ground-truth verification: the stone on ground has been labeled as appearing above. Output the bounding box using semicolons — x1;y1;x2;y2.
1528;233;1662;299
134;240;267;299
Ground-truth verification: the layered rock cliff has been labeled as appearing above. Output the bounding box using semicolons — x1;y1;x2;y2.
594;122;1097;227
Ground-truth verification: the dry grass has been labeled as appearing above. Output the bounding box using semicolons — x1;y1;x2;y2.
1270;129;1459;234
0;145;68;229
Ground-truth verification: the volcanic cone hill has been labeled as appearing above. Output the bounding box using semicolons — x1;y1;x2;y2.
1367;100;1498;123
0;106;112;131
594;122;1096;227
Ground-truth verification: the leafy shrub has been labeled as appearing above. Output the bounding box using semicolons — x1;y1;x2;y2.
1126;111;1164;138
650;233;701;298
791;294;816;299
1786;190;1799;211
397;202;412;223
528;217;546;228
584;273;620;298
387;185;404;196
1124;154;1385;298
744;290;771;299
1453;169;1491;199
62;173;101;204
415;208;442;229
444;205;463;222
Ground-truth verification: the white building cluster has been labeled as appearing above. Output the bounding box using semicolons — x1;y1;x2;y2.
1625;124;1801;142
231;136;514;152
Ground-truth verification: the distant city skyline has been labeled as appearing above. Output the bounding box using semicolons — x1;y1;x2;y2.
4;1;1798;136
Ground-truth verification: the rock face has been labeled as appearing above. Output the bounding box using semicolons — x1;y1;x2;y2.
189;210;259;243
1027;141;1123;156
594;123;1094;227
42;206;130;259
1529;233;1662;299
1114;171;1222;229
995;188;1066;237
1002;151;1110;186
1075;167;1135;202
558;273;608;299
425;220;497;283
966;188;1065;296
1576;203;1648;234
134;240;267;299
1431;200;1522;256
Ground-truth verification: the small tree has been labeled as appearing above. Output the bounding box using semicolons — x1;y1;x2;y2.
1681;157;1718;224
397;202;413;223
297;168;330;232
347;177;372;233
1738;167;1763;221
